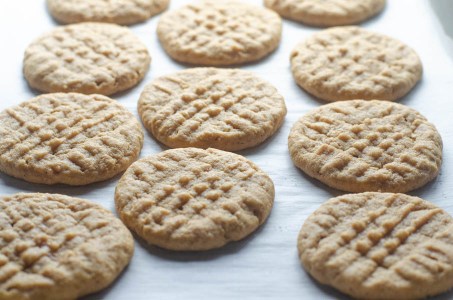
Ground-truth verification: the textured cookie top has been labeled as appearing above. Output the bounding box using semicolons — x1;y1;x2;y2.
0;93;144;185
47;0;169;25
23;22;150;95
0;193;134;300
290;26;422;102
157;0;282;65
288;100;442;193
115;148;275;251
264;0;386;26
298;193;453;299
138;68;287;151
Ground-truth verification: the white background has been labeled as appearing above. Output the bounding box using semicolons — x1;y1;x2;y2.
1;0;453;299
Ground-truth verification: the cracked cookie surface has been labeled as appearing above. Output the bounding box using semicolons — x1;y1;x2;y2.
288;100;442;193
264;0;385;26
0;193;134;300
23;22;150;95
157;0;282;66
0;93;144;185
115;148;274;251
290;26;422;102
47;0;169;25
138;68;287;151
298;192;453;299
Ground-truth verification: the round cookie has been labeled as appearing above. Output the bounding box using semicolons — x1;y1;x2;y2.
290;26;422;102
23;22;150;95
0;93;144;185
0;193;134;300
264;0;386;27
298;192;453;299
157;0;282;66
47;0;169;25
288;100;442;193
115;148;275;251
138;68;287;151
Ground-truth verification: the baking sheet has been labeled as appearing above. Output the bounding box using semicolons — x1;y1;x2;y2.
1;1;453;299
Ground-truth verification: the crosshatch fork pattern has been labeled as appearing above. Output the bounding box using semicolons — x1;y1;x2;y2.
290;26;422;102
288;100;442;193
115;148;275;251
264;0;386;26
0;93;144;185
298;193;453;299
0;193;133;300
23;22;150;95
157;0;282;65
47;0;170;25
138;68;287;151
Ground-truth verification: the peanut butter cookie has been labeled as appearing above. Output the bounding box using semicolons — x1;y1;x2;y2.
0;93;144;185
115;148;275;251
23;22;150;95
157;0;282;65
47;0;169;25
288;100;442;192
298;192;453;299
265;0;385;27
0;193;134;300
290;26;422;102
138;68;286;151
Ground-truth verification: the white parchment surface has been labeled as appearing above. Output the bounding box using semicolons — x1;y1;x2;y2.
0;1;452;299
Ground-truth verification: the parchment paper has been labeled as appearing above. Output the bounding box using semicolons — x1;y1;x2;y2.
0;1;452;299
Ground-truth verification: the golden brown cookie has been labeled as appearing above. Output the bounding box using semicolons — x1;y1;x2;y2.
290;26;422;102
47;0;169;25
157;0;282;66
288;100;442;193
138;68;287;151
0;193;134;300
115;148;275;251
0;93;144;185
264;0;386;27
298;192;453;299
23;22;150;95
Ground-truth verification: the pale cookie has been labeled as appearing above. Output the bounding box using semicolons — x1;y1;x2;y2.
115;148;274;251
264;0;386;27
47;0;169;25
298;192;453;299
290;26;422;102
138;68;287;151
23;22;150;95
157;0;282;66
288;100;442;193
0;193;134;300
0;93;144;185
